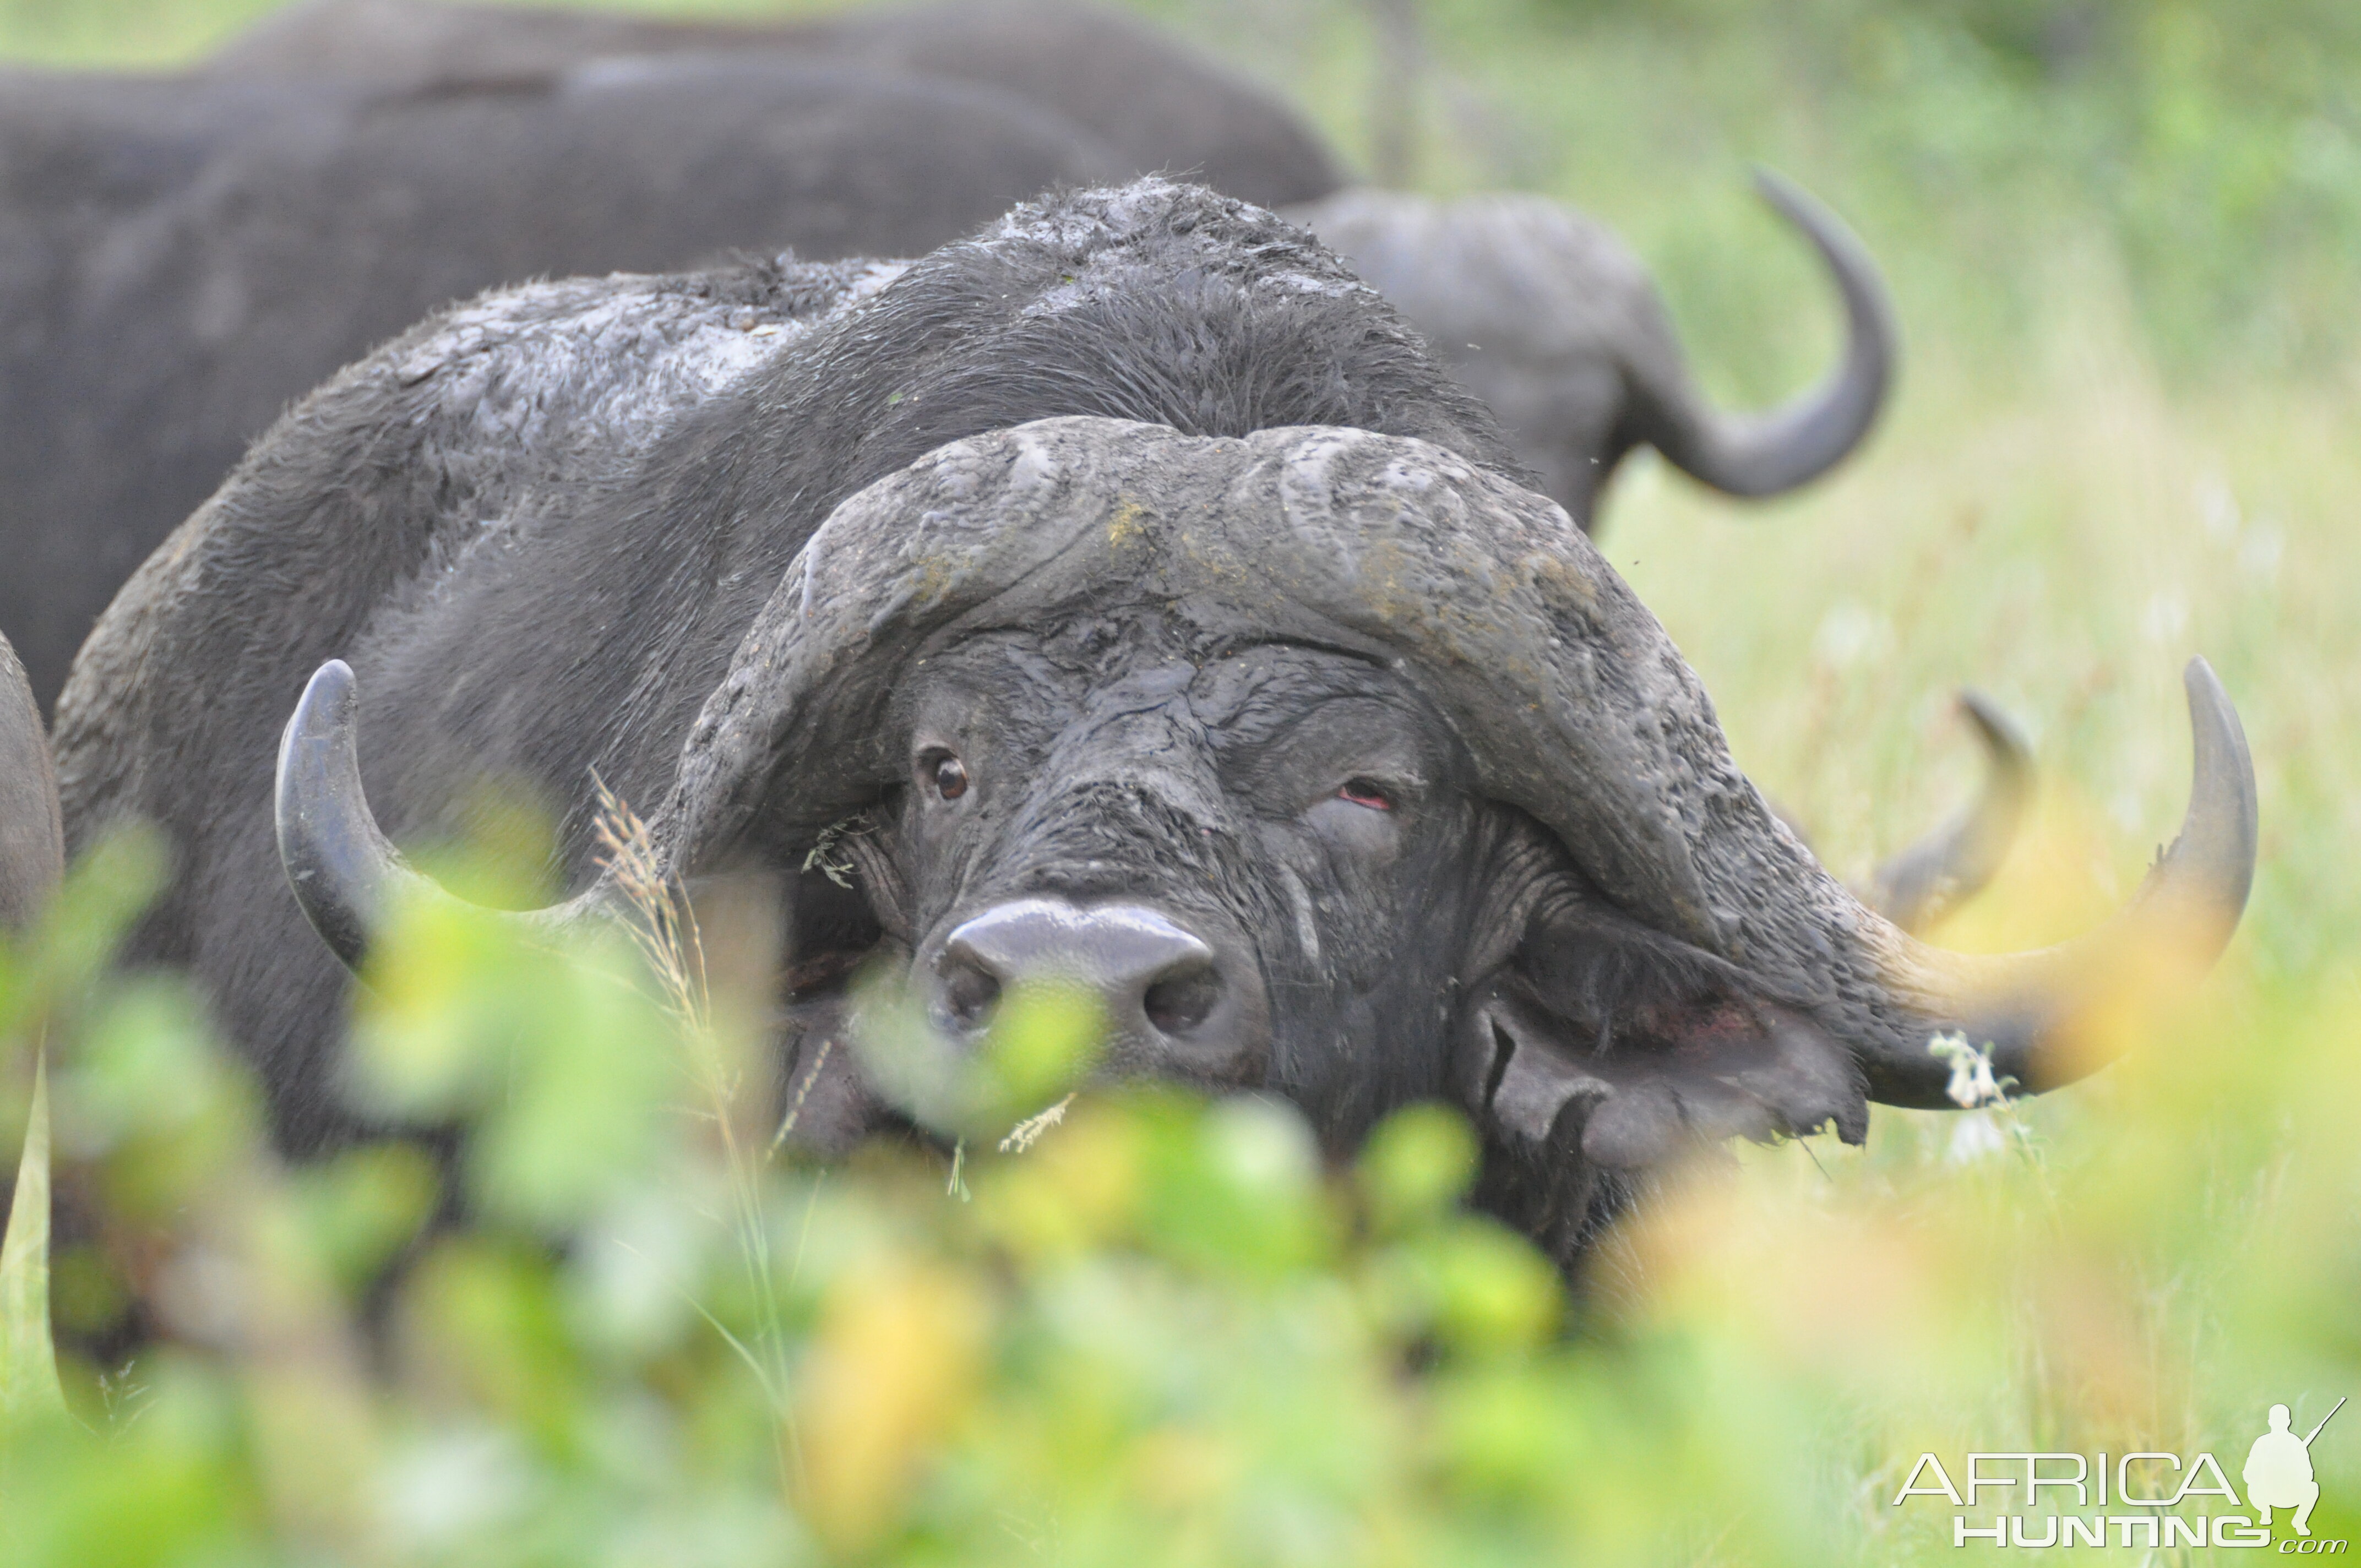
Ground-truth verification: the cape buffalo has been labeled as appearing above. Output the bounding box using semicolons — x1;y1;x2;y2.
0;631;61;930
55;182;2253;1271
205;0;1345;209
1285;175;1894;525
0;58;1118;712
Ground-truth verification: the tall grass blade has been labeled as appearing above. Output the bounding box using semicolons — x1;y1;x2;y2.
0;1053;62;1421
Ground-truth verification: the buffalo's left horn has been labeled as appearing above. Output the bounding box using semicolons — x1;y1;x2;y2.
1868;689;2035;934
276;660;608;970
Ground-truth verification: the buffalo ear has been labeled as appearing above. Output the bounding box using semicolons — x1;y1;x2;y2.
1451;888;1869;1238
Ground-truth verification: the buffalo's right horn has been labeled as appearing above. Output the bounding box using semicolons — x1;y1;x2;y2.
1868;689;2036;934
1630;168;1896;498
275;660;609;970
1157;421;2251;1112
1849;659;2255;1104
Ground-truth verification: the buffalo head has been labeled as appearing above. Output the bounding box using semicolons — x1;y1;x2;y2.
275;418;2254;1270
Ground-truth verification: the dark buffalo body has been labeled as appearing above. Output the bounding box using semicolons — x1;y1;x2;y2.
57;181;1510;1151
56;182;2254;1275
0;72;359;708
0;69;344;236
204;0;1346;209
7;0;1900;721
208;0;1892;533
0;58;1119;711
0;629;60;930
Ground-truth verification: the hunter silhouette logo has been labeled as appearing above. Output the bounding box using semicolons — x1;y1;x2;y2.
1892;1396;2347;1550
2249;1398;2342;1538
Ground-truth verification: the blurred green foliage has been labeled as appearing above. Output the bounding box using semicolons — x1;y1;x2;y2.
0;746;2352;1567
1353;0;2361;386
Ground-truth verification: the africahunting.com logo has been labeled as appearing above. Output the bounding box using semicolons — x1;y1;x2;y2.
1894;1398;2346;1551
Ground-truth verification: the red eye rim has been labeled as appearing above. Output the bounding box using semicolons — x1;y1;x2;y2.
1336;777;1393;811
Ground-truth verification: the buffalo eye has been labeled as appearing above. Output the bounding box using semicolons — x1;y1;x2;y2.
923;750;970;802
1336;777;1393;811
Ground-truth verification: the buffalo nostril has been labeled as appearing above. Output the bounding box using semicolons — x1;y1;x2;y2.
940;961;1002;1031
1143;962;1222;1035
938;900;1244;1049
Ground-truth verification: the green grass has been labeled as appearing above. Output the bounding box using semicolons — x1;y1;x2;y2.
2;1;2358;1562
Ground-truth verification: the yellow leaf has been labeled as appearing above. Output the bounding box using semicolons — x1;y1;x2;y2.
793;1259;988;1553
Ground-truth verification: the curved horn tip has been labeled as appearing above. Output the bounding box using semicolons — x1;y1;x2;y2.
275;658;384;970
2167;656;2259;925
2003;662;2255;1094
1747;166;1873;256
1956;687;2036;818
1862;688;2035;935
1747;166;1832;225
275;660;618;972
1747;163;1809;215
295;658;357;736
1748;166;1847;258
1956;688;2032;771
1641;166;1895;499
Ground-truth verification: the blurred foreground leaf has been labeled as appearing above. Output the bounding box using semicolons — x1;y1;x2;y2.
852;976;1106;1142
0;1055;61;1423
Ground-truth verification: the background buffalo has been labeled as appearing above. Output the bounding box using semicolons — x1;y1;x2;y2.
0;57;1122;711
0;0;1895;711
203;0;1896;529
205;0;1348;208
